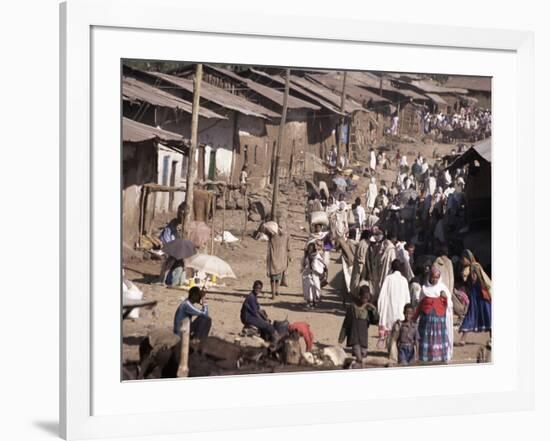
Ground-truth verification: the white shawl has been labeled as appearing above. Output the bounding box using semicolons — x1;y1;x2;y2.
421;280;454;360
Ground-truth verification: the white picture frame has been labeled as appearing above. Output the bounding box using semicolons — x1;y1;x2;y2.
60;0;534;439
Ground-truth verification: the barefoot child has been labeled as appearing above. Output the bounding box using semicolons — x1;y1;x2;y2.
388;303;420;365
338;285;379;363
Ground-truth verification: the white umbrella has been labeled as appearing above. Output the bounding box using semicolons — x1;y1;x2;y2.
184;254;237;279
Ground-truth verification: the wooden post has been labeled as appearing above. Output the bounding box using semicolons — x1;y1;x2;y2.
288;139;295;181
339;71;348;161
182;63;203;236
271;68;290;221
242;187;247;240
210;192;215;255
138;186;147;243
221;187;226;245
177;317;191;377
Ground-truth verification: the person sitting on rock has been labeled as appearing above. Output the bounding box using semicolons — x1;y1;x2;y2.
240;280;278;342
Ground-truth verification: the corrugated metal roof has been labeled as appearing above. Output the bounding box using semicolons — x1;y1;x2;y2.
241;77;321;110
425;92;449;106
203;65;320;110
288;75;365;113
350;72;429;100
122;77;226;119
409;80;468;95
247;68;345;115
386;72;424;81
444;76;492;93
145;71;279;119
306;72;389;105
122;117;187;145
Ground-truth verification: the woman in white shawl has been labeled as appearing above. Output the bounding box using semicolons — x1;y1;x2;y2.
365;177;378;212
417;265;454;361
301;242;327;308
377;260;411;348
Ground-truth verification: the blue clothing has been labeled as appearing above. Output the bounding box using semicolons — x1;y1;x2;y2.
240;292;261;324
159;219;180;245
459;280;491;333
240;292;275;340
398;346;415;364
173;299;208;336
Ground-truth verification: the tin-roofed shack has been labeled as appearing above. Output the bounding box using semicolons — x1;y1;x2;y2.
240;68;344;174
171;64;329;186
122;117;188;248
301;71;390;158
444;76;492;109
123;64;277;187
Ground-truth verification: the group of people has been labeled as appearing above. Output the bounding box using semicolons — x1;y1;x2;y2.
421;107;492;140
302;141;492;365
152;138;491;371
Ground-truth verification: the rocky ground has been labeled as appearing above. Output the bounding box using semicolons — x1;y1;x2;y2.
123;137;490;378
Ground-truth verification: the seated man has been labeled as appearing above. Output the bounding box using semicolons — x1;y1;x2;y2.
173;286;212;344
240;280;277;342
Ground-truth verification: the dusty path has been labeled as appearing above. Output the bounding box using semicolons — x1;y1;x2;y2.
123;139;490;371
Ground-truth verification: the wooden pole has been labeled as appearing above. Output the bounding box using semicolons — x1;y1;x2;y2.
271;68;290;221
242;187;247;240
339;71;348;161
221;187;226;245
288;139;295;181
182;63;203;236
177;317;191;377
138;186;146;242
210;193;215;255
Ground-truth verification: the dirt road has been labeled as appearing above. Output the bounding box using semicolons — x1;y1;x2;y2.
123;139;490;373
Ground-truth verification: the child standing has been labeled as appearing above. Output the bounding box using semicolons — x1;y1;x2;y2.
338;286;379;363
388;303;420;365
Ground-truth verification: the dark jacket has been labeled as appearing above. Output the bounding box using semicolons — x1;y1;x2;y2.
240;292;261;325
339;303;379;347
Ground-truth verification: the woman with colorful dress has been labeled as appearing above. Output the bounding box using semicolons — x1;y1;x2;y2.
414;266;452;362
457;249;492;346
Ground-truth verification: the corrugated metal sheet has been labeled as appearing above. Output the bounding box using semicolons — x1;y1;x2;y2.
248;68;345;115
425;92;449;106
350;72;429;100
409;80;468;95
122;117;187;145
122;77;226;119
288;75;365;113
444;76;492;92
202;65;320;110
306;72;389;105
241;77;321;110
145;71;279;119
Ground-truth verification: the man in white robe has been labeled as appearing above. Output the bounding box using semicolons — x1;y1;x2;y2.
369;149;377;172
377;260;411;347
365;177;378;212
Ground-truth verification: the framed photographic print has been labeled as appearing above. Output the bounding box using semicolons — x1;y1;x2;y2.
60;0;534;439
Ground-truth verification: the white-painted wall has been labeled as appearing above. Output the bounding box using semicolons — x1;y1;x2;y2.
155;144;186;213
